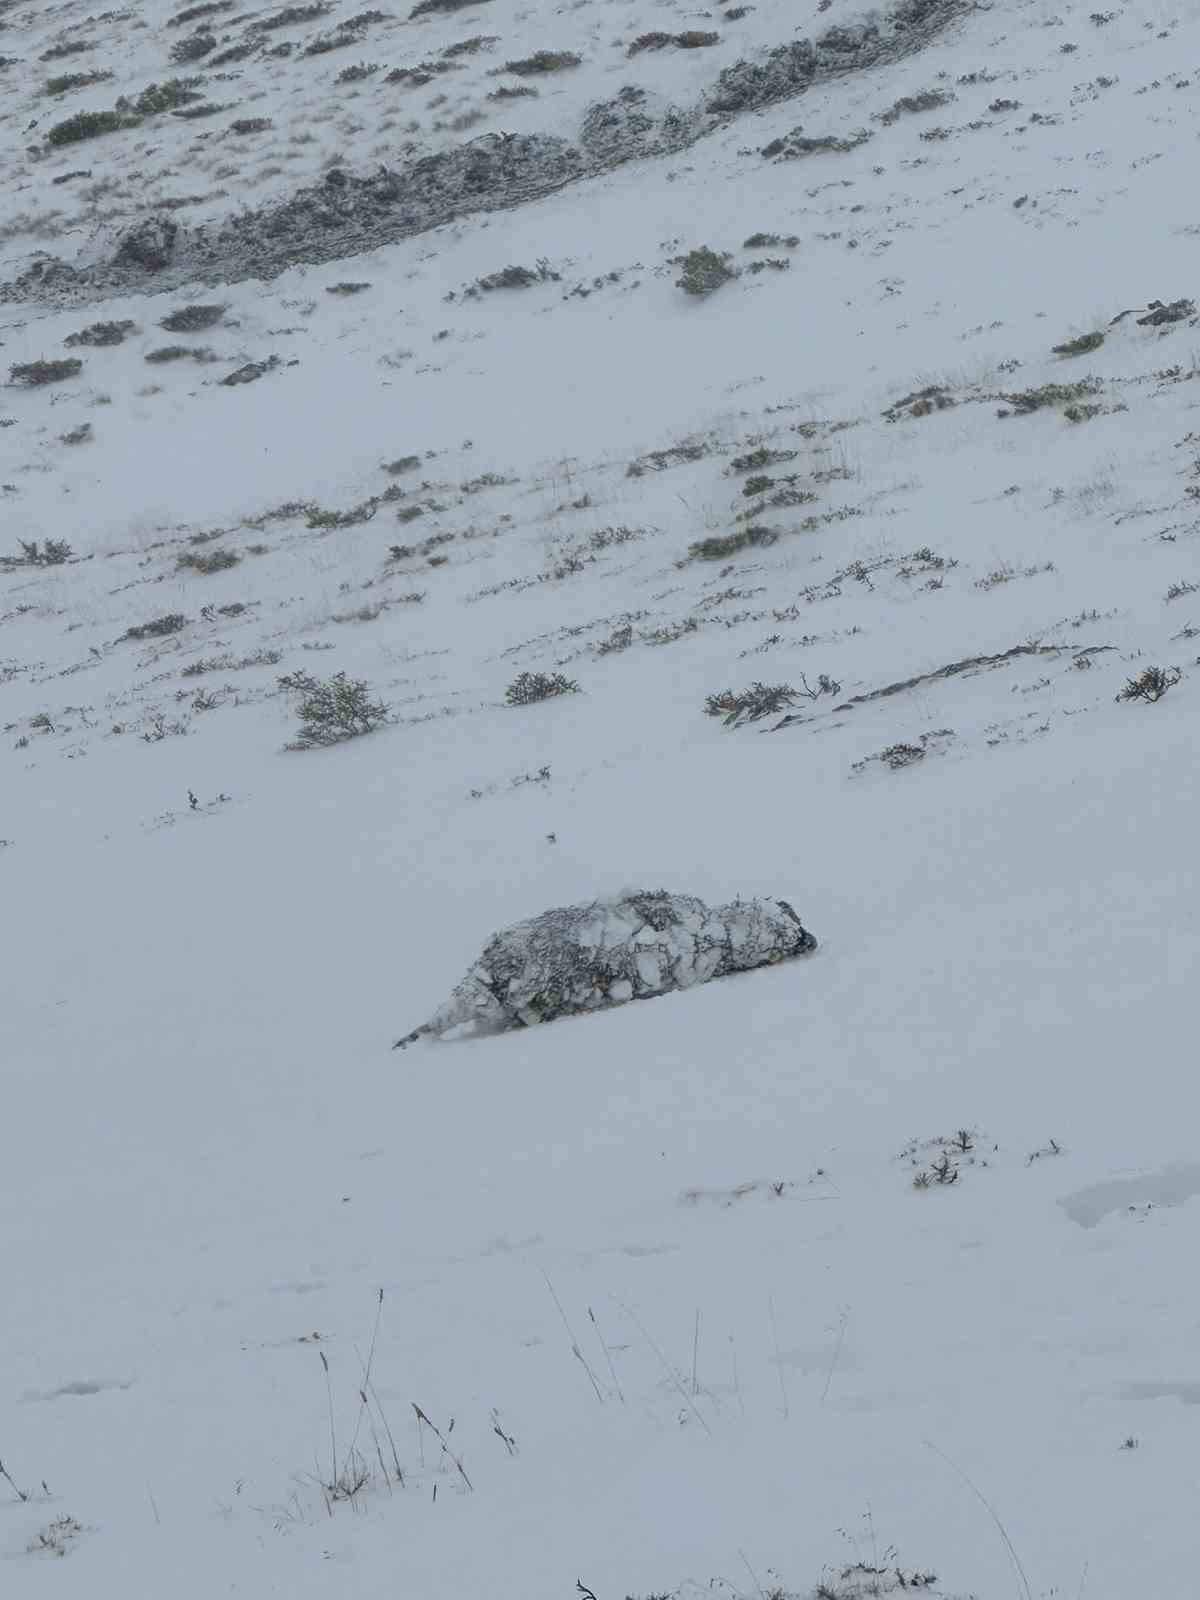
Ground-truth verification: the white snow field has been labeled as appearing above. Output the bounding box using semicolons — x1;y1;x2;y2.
2;0;1200;1592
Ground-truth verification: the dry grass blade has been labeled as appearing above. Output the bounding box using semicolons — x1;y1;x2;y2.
617;1300;713;1436
924;1438;1033;1600
542;1272;605;1402
412;1405;473;1491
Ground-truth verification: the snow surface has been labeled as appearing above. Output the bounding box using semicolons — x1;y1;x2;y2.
3;0;1200;1594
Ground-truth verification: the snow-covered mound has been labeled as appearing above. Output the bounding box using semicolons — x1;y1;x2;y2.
395;890;817;1045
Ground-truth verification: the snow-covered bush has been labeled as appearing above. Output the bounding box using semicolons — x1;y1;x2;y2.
1117;665;1181;704
675;246;736;297
505;671;579;706
281;670;388;747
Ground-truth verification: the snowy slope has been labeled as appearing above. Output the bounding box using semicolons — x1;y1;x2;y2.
3;0;1200;1594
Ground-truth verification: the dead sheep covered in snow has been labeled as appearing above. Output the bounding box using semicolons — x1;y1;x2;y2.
394;889;817;1047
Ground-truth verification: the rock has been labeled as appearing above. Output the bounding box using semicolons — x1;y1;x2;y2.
1136;298;1195;328
219;355;280;386
394;890;817;1047
114;217;179;271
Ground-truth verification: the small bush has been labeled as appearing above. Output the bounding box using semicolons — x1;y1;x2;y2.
170;101;228;118
169;0;235;25
587;524;644;550
6;538;74;568
628;30;672;53
230;116;273;134
43;69;114;95
704;682;796;726
326;281;372;295
628;30;718;55
160;303;227;333
999;377;1101;415
60;423;94;446
28;1515;85;1559
9;358;83;386
675;246;736;297
688;525;777;561
144;345;218;363
64;319;137;348
183;648;282;676
468;261;560;294
500;50;580;74
383;454;421;474
282;670;388;747
1052;330;1105;358
178;547;241;574
250;1;330;28
743;231;799;249
126;77;205;116
306;498;379;530
303;24;365;56
411;0;492;16
760;129;871;159
729;445;797;472
139;711;190;742
169;31;217;63
122;612;188;641
1117;665;1181;703
40;39;91;60
743;474;775;497
444;34;498;56
336;60;379;82
884;384;956;421
505;671;579;706
46;109;129;145
488;83;537;98
208;41;258;65
878;742;926;770
877;88;954;124
745;485;817;515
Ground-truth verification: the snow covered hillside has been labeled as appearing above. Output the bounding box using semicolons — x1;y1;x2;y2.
3;0;1200;1592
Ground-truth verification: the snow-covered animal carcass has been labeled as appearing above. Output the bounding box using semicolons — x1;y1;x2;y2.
394;889;817;1047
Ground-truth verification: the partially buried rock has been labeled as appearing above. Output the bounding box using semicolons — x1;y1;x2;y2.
220;356;281;387
114;217;179;271
394;889;817;1047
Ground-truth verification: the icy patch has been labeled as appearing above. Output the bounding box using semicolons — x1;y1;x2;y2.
32;1378;134;1401
1058;1162;1200;1228
1127;1381;1200;1406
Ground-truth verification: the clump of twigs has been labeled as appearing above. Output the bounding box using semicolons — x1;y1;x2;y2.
1117;665;1181;703
704;681;797;726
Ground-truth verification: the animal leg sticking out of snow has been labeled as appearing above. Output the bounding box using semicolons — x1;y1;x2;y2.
393;889;817;1047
